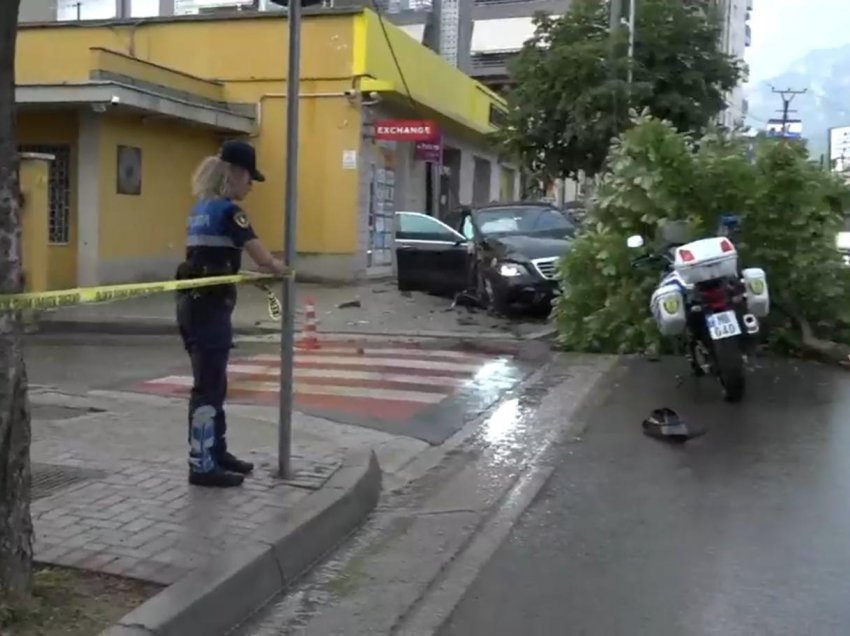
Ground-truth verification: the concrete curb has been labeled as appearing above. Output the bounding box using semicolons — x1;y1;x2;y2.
101;450;382;636
31;319;556;341
32;318;278;337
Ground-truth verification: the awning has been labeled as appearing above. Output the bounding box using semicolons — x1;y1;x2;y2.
470;17;539;54
16;81;255;133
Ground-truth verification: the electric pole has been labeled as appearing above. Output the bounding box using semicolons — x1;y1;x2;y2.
771;86;807;138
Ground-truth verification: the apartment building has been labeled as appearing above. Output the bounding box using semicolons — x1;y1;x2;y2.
716;0;753;129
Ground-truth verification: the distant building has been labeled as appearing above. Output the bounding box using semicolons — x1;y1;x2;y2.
715;0;752;130
766;118;803;139
828;125;850;175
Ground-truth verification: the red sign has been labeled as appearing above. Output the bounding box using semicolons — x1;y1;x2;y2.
374;119;439;141
414;139;442;162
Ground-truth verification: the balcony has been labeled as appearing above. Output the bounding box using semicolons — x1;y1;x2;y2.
472;0;569;20
471;50;517;78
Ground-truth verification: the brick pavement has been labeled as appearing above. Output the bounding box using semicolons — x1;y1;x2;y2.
27;388;423;585
31;452;336;585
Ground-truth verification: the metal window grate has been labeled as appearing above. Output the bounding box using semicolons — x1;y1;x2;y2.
31;462;108;501
19;144;72;244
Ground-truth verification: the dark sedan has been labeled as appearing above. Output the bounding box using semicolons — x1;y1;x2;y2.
394;203;575;315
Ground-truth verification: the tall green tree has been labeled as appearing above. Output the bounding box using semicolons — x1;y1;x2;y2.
0;0;34;597
501;0;742;183
555;111;850;363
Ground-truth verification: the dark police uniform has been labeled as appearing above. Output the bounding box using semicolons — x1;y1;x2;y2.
177;197;257;486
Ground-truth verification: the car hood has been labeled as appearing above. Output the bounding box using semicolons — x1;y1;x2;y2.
490;235;573;261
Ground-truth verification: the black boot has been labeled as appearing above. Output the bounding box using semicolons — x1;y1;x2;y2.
218;452;254;475
189;469;245;488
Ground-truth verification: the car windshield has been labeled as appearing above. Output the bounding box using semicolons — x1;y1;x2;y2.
473;206;575;238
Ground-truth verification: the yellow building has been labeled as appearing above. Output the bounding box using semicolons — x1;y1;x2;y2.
16;8;517;288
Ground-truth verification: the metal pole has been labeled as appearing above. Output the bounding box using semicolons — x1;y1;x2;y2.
278;0;301;479
626;0;636;86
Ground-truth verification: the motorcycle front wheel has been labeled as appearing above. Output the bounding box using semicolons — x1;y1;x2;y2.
712;337;746;402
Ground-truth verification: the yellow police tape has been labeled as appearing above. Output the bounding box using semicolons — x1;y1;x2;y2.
0;270;292;321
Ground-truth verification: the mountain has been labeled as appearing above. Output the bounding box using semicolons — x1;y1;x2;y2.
745;43;850;159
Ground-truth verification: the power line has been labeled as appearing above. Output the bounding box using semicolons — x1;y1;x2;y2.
369;0;416;111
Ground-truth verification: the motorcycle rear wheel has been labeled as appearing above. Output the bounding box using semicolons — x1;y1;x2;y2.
713;337;745;402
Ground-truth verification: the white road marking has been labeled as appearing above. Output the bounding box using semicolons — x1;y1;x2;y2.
227;364;468;387
283;347;496;360
142;375;448;403
250;354;482;373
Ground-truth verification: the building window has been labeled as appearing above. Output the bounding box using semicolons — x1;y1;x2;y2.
19;144;71;245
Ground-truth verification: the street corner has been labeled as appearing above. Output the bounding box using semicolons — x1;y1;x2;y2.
27;444;381;636
102;450;381;636
130;338;547;446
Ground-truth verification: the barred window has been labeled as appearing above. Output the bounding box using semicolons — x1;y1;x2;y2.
19;144;72;245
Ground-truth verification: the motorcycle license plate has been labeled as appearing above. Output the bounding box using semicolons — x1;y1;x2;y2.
706;310;741;340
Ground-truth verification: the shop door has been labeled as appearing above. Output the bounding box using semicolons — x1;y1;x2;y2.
367;141;396;273
472;156;491;205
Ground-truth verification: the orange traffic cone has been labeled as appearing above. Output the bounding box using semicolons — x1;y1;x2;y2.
297;296;320;350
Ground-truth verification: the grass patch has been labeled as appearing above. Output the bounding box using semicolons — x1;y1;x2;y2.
0;564;161;636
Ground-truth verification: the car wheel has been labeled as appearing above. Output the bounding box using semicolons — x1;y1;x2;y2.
478;271;509;315
529;300;553;319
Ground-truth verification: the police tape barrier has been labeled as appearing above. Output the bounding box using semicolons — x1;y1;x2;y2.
0;271;292;315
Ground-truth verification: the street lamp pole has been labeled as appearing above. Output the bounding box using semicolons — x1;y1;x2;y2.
270;0;303;479
626;0;636;86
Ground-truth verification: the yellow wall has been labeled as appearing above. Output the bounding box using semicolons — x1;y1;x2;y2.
20;157;50;293
18;15;364;258
228;85;362;254
97;112;219;266
17;111;78;290
17;15;356;87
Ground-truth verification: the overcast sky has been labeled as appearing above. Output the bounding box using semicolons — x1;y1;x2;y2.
746;0;850;83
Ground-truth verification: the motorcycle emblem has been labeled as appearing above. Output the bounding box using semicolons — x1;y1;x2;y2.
662;296;680;314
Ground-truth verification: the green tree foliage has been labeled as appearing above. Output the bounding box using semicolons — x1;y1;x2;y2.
501;0;742;183
555;112;850;356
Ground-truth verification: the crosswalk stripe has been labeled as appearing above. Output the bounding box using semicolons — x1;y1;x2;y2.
227;364;468;387
145;375;192;386
250;354;482;373
142;375;445;404
284;347;495;361
293;383;445;403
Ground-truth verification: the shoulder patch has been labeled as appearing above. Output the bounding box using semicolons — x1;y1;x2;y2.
233;210;251;229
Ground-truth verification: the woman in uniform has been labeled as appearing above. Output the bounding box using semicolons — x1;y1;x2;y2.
178;140;285;488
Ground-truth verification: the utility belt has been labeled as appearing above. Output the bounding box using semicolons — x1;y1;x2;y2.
175;261;237;302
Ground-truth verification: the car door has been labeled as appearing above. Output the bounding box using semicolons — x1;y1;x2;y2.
394;212;469;293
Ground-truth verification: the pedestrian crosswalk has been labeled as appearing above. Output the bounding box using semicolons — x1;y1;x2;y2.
133;341;517;423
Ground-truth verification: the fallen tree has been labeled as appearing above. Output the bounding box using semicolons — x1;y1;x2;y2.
555;112;850;364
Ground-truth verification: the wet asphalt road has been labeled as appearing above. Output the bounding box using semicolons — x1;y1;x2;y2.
439;355;850;636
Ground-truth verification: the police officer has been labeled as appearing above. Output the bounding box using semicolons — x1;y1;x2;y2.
177;140;285;488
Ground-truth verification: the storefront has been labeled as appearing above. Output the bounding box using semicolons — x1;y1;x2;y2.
17;7;517;286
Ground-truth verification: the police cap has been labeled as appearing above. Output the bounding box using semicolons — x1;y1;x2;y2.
220;140;265;182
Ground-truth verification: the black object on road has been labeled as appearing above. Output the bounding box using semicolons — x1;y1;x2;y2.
642;407;705;442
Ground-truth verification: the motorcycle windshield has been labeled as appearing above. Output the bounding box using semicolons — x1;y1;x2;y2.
655;220;697;249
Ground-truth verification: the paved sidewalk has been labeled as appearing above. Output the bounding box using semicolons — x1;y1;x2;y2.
34;280;553;340
29;387;424;586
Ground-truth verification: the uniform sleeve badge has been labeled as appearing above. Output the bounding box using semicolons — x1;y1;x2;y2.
234;210;251;229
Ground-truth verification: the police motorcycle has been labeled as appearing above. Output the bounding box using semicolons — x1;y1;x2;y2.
626;216;770;402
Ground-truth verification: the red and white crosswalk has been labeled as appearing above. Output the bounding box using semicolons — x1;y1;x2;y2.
132;342;516;422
